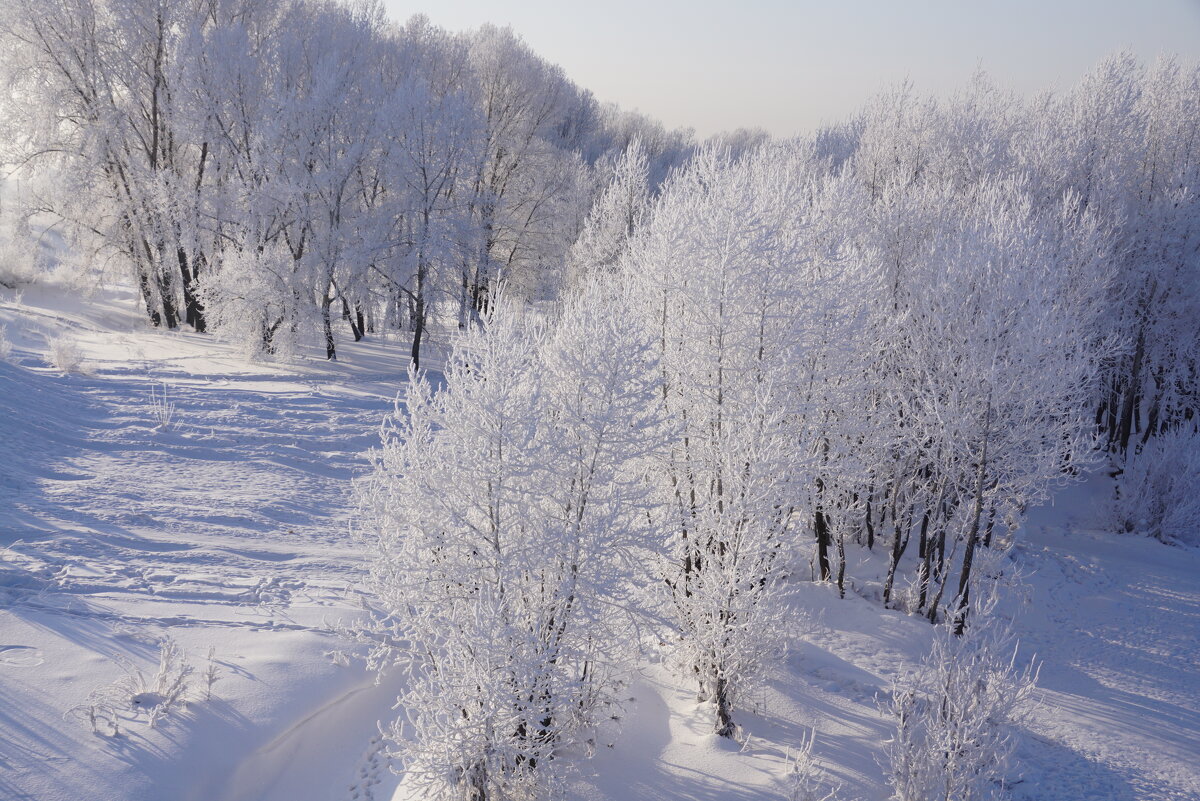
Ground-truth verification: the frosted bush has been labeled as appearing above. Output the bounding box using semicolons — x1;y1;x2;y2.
148;382;176;429
0;210;43;289
883;614;1037;801
0;325;12;361
1113;426;1200;545
48;335;83;373
69;638;195;736
199;245;310;361
784;730;840;801
202;646;221;701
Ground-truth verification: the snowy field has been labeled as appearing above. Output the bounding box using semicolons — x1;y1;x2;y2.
1;282;1196;801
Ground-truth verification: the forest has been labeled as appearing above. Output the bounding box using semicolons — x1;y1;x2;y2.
0;2;1197;801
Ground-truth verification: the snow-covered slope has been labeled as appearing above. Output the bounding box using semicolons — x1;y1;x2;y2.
1;282;1197;801
0;282;405;801
1010;481;1200;801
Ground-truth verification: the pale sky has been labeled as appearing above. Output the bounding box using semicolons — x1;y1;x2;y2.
381;1;1200;139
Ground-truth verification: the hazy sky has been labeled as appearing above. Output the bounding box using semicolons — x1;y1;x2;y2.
381;0;1200;139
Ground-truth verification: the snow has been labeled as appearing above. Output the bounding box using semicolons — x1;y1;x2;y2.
0;281;404;801
2;281;1198;801
1009;480;1200;801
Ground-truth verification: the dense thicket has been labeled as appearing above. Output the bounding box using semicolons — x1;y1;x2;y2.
355;53;1196;799
0;0;695;364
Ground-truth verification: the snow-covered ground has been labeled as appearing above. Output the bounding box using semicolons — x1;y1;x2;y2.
1;281;1197;801
0;283;404;801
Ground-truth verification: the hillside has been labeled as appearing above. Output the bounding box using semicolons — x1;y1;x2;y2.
1;281;1196;801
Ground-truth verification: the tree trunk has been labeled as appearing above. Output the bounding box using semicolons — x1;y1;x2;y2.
177;247;206;332
836;527;847;599
157;269;178;329
340;296;363;341
465;760;488;801
262;316;283;355
864;491;876;551
411;295;426;371
458;269;470;329
882;483;908;607
814;496;831;582
953;408;991;636
983;505;997;548
926;508;951;623
916;530;931;613
915;501;933;612
713;675;735;738
138;268;162;327
1117;326;1146;455
321;294;336;361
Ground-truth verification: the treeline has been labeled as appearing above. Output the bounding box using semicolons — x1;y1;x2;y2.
0;0;707;365
358;54;1199;799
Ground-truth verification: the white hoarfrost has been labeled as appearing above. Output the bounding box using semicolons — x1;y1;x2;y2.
357;282;668;800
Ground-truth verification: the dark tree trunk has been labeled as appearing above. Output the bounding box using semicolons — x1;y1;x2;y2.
883;477;913;607
458;269;470;329
713;675;735;738
864;492;876;551
177;247;206;332
340;296;363;341
954;413;991;636
157;269;178;329
321;295;336;361
138;268;162;327
814;500;831;582
983;505;997;548
1117;328;1146;455
262;316;283;355
465;761;488;801
953;522;981;636
916;502;933;612
410;296;425;371
926;515;950;624
836;527;847;599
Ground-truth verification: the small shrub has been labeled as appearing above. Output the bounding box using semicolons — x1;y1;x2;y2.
883;617;1037;801
784;730;839;801
148;382;176;430
48;335;83;374
69;637;195;736
0;325;12;361
203;645;221;701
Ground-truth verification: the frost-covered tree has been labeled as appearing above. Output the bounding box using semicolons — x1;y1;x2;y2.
454;25;586;317
358;279;667;800
186;0;389;359
0;0;227;328
563;140;650;290
377;19;483;368
1020;54;1200;458
623;144;873;735
852;175;1110;628
0;2;679;360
